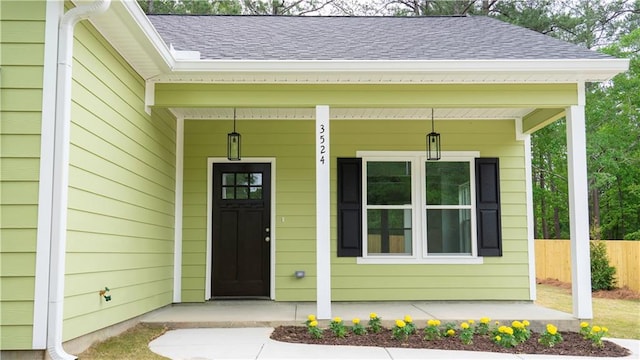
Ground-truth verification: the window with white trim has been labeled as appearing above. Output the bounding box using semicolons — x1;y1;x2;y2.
360;152;480;263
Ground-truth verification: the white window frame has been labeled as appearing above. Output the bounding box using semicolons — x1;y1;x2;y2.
357;151;483;265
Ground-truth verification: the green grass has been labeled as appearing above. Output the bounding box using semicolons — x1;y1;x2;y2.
77;323;169;360
535;284;640;339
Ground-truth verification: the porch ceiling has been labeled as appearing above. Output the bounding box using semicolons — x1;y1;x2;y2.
169;107;535;121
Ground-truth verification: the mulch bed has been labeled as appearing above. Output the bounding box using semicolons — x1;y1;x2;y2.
270;326;632;357
537;278;640;300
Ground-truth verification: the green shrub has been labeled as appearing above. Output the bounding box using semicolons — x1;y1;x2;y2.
590;241;617;291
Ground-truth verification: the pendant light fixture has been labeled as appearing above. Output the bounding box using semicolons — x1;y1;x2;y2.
426;108;441;160
227;108;241;161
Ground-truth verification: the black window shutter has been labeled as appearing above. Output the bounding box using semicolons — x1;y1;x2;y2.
475;158;503;256
337;158;362;257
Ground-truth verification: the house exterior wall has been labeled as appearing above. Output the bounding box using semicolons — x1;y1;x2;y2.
61;19;176;341
182;118;529;302
0;0;47;350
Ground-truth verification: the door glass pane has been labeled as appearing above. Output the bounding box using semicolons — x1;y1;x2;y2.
250;173;262;186
426;162;470;205
223;187;235;199
367;161;411;205
222;173;235;186
236;187;249;199
367;209;412;255
249;187;262;199
236;173;249;185
426;209;472;254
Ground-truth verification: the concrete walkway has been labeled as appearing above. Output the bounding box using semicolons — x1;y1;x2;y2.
149;327;640;360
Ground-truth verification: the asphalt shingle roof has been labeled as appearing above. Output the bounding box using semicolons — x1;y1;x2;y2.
147;15;610;61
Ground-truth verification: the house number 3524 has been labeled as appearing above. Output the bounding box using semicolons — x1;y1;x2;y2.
318;124;327;165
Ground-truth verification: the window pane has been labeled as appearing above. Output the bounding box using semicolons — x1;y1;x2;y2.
236;187;248;199
367;161;411;205
426;162;470;205
367;209;412;255
222;173;235;186
426;209;472;254
222;187;235;199
236;173;249;185
249;186;262;199
250;173;262;186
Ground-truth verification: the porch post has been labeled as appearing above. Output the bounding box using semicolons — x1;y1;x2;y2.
565;91;593;319
316;105;332;319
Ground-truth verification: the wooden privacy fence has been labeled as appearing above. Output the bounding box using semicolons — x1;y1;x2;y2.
535;240;640;292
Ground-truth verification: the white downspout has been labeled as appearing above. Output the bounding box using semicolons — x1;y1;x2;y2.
48;1;111;359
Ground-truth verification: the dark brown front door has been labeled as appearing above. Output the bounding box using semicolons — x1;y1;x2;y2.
212;163;271;297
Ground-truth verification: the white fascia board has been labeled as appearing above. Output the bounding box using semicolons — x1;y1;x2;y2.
164;58;630;83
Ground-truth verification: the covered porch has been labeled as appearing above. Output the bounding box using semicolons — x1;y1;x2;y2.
140;299;577;333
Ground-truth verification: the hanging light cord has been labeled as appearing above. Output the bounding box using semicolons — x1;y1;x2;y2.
431;108;435;133
233;108;237;132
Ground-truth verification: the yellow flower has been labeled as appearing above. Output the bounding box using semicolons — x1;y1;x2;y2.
404;315;413;323
308;314;316;321
468;319;475;324
546;324;558;335
427;319;441;327
352;318;360;325
369;312;378;319
522;320;530;327
580;321;589;328
602;327;609;333
332;317;342;323
461;322;470;329
495;321;500;326
495;335;502;341
395;319;406;328
592;326;602;333
505;327;514;335
480;317;490;324
447;329;455;336
309;320;318;327
498;326;508;333
512;321;523;329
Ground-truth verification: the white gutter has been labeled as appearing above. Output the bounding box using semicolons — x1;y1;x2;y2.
33;0;64;349
48;1;111;359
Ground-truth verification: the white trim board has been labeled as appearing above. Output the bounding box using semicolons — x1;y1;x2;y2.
173;117;184;303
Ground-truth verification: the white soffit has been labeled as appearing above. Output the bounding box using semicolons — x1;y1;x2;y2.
170;107;534;120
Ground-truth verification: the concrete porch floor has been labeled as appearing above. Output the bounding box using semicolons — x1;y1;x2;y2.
141;300;578;332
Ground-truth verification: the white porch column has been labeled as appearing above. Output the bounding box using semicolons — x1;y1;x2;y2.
565;92;593;319
316;105;332;319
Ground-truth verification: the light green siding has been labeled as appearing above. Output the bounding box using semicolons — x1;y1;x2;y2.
62;21;176;341
182;118;529;302
0;0;47;350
